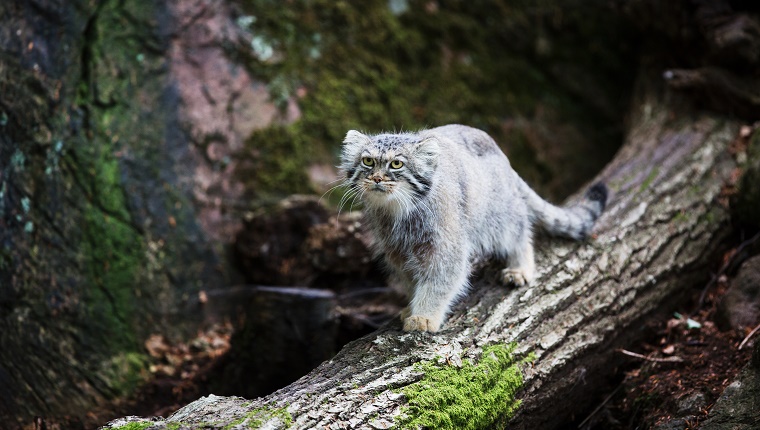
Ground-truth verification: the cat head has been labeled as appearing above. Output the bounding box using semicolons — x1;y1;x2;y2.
340;130;440;214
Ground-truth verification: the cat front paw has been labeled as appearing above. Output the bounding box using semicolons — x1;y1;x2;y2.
501;268;532;288
403;315;441;332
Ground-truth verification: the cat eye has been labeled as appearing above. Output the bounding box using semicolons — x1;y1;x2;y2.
362;157;375;167
390;160;404;169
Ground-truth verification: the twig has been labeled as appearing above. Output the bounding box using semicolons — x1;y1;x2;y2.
338;287;394;300
577;384;623;429
694;231;760;314
738;322;760;350
336;311;386;329
617;348;684;363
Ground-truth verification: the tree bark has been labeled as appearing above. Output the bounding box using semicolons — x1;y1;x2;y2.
105;74;742;429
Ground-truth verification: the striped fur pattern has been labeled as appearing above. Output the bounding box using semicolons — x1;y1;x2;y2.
340;124;607;332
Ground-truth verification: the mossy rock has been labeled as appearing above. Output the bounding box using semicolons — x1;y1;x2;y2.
0;0;223;424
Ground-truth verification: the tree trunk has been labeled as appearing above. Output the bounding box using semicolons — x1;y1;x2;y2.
105;73;742;429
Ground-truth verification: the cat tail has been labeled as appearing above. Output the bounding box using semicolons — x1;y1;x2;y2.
521;180;608;240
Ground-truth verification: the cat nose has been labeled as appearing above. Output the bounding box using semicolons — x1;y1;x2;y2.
373;176;382;183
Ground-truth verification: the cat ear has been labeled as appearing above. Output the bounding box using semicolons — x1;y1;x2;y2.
344;130;369;146
343;130;370;150
414;136;440;167
341;130;369;166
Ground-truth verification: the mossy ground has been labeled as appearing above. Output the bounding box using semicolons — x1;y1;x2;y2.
236;0;636;201
396;343;534;429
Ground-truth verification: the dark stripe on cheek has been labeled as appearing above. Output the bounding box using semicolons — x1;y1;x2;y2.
414;172;432;190
349;166;364;183
401;171;432;196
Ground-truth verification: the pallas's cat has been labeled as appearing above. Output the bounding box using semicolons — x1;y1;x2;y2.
340;124;607;332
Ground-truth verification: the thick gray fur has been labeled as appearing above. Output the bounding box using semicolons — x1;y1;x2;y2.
340;124;607;332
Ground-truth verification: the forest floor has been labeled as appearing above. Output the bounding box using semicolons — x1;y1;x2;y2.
577;242;759;430
73;323;234;430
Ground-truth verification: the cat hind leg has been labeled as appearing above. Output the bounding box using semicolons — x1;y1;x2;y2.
501;233;535;288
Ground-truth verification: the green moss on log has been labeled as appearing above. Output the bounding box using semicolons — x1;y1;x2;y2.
639;167;660;192
396;343;534;429
112;422;154;430
222;406;293;429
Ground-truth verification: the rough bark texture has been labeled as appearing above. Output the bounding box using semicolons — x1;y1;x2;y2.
104;78;740;429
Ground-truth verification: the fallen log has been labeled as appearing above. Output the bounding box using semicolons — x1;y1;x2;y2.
105;84;741;429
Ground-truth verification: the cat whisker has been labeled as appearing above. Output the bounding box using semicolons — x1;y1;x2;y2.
417;195;435;220
392;186;410;215
348;187;367;213
319;180;350;205
400;188;414;216
396;186;432;219
337;185;360;217
324;175;347;186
